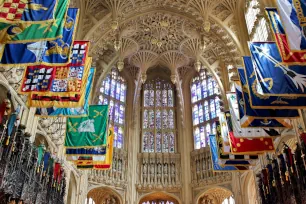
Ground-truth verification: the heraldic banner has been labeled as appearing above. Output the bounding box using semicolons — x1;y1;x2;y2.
209;134;249;172
0;8;80;66
0;0;69;43
74;126;115;170
35;67;94;117
215;120;258;166
0;0;57;23
64;105;109;148
266;7;306;64
243;56;306;109
237;66;298;119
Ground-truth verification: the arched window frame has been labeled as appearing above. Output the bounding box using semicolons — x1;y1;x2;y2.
191;69;221;149
98;68;127;149
141;78;177;153
245;0;270;41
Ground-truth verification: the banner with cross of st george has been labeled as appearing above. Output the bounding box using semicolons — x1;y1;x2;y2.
64;105;109;148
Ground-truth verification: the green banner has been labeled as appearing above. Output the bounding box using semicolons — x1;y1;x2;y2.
0;0;69;43
65;105;109;148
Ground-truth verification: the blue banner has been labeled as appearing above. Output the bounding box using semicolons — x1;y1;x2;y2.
209;135;249;171
0;8;79;66
277;0;306;50
0;0;57;23
249;42;306;96
35;68;94;117
227;94;281;138
65;147;107;156
293;0;306;27
266;8;306;65
243;56;306;109
43;152;50;172
236;68;297;128
7;112;17;136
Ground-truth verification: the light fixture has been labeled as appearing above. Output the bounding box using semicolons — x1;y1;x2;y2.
203;21;210;33
111;20;119;30
170;75;177;84
200;39;207;51
117;60;124;72
114;40;121;51
156;41;163;48
141;73;147;84
159;20;169;27
194;60;202;72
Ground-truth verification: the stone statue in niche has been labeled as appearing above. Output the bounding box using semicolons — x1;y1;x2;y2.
143;162;148;185
150;161;155;183
163;163;168;184
157;162;162;184
118;159;122;172
170;162;176;183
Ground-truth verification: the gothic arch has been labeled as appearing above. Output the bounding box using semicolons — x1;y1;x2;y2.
67;172;78;204
87;186;123;204
276;134;297;151
246;172;257;204
195;186;233;204
138;191;182;204
199;57;226;107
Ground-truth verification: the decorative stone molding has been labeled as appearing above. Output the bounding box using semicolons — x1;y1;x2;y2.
88;148;128;189
191;147;232;188
137;152;182;192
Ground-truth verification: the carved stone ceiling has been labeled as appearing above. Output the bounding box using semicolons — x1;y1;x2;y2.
71;0;241;76
199;187;233;203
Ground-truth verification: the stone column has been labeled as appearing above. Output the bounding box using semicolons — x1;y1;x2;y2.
24;107;38;142
180;73;194;204
126;77;139;204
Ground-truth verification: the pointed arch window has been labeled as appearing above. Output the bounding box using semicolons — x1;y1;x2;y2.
98;68;127;149
142;78;176;153
191;69;221;149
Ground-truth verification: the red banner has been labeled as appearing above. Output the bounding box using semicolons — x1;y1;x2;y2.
229;132;275;155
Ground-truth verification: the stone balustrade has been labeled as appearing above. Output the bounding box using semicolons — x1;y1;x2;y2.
137;152;181;191
191;147;232;188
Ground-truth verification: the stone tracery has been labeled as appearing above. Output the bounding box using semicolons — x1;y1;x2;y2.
67;0;247;203
0;0;278;203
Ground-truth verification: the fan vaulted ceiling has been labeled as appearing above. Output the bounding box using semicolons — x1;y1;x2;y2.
70;0;244;82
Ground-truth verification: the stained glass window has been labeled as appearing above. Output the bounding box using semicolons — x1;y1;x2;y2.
191;69;221;149
142;78;176;153
98;68;127;148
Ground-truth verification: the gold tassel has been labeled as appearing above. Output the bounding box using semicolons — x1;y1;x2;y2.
272;180;276;187
285;171;289;181
291;166;294;173
9;200;16;204
5;137;10;146
37;167;40;173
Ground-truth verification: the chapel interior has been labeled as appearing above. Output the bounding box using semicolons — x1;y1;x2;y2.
1;0;306;203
